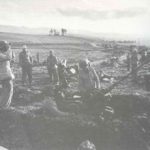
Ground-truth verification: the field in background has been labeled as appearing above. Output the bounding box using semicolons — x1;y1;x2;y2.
0;32;106;63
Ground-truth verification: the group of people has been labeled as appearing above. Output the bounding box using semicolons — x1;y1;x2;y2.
1;40;150;109
0;40;101;109
46;50;101;95
126;46;149;82
19;47;69;88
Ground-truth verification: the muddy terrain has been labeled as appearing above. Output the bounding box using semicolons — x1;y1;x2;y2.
0;32;150;150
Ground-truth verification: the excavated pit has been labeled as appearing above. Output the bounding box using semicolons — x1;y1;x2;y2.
0;88;150;150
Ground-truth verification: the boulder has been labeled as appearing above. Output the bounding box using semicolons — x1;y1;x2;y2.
0;146;8;150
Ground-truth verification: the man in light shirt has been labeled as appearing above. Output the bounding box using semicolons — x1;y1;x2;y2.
0;41;14;109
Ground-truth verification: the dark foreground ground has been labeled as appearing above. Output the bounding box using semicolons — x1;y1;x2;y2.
1;80;150;150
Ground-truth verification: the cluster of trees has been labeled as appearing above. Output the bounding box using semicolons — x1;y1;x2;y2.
49;28;67;36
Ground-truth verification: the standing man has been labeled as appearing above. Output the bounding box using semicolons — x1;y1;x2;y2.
0;41;14;109
19;45;33;87
36;52;40;64
47;50;58;83
131;47;138;82
126;51;131;71
141;48;147;63
57;59;68;88
78;59;100;96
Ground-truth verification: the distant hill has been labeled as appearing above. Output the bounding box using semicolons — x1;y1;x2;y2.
0;32;98;45
0;25;149;46
0;25;136;40
0;25;49;35
0;25;103;44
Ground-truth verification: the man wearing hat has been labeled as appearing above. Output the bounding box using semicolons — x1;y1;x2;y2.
19;45;33;87
130;47;138;82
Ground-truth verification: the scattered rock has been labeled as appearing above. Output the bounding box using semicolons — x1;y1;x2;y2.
77;140;96;150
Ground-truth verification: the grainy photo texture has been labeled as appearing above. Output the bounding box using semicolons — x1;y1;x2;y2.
0;0;149;150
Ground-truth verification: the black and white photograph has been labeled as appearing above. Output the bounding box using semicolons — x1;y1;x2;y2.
0;0;150;150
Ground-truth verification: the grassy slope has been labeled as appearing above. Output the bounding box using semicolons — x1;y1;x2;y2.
0;32;106;62
0;32;95;44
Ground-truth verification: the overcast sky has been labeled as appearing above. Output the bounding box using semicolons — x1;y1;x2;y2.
0;0;149;37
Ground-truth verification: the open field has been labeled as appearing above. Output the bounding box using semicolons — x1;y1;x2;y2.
1;32;150;150
0;32;107;63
